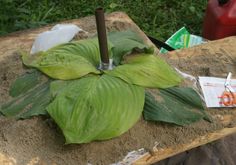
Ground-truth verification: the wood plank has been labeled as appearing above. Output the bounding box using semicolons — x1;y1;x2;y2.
134;112;236;164
133;36;236;164
163;36;236;78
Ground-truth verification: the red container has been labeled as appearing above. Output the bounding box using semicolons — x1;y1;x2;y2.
203;0;236;40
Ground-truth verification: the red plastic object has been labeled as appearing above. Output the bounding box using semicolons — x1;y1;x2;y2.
203;0;236;40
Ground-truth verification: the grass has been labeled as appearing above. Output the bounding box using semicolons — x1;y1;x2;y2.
0;0;207;40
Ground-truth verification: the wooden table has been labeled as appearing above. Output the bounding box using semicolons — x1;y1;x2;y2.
134;34;236;164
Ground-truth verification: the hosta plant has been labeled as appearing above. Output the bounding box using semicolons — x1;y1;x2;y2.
0;30;208;144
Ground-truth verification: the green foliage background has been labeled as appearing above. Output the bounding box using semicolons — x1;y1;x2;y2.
0;0;207;40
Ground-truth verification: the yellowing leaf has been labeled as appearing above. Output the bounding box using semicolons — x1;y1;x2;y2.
21;38;114;80
106;54;182;88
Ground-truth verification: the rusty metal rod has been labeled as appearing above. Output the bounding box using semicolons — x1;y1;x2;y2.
95;8;109;65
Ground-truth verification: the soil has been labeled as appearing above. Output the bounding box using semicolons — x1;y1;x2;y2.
1;12;236;165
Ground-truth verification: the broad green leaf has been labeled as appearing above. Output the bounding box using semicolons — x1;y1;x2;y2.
0;80;51;119
108;30;153;65
47;75;145;144
106;54;182;88
143;87;210;126
21;38;114;80
21;31;152;80
49;80;72;98
9;69;43;97
18;86;51;119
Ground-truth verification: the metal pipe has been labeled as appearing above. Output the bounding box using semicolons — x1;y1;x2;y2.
95;8;109;66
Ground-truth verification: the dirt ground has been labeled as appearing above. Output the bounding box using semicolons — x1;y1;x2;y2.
1;12;236;165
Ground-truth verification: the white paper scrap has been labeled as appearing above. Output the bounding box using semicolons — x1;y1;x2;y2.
198;76;236;108
111;148;147;165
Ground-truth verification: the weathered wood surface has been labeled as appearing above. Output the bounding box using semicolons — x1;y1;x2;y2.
1;11;236;165
165;36;236;78
135;111;236;164
134;37;236;164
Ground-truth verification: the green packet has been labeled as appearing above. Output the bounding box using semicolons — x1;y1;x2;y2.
160;27;206;53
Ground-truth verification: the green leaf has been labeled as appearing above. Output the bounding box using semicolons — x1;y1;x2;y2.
0;80;51;119
108;30;153;65
21;31;152;80
9;69;42;97
106;54;182;88
21;38;114;80
109;3;119;9
47;75;145;144
18;86;51;119
49;80;72;98
143;87;210;126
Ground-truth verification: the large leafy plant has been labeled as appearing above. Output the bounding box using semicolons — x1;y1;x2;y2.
0;30;208;144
